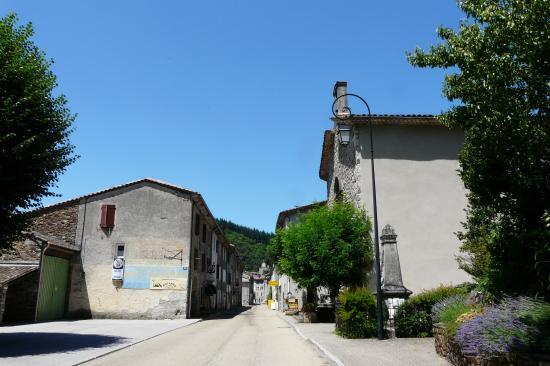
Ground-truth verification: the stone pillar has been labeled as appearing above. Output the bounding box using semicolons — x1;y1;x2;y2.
380;225;411;298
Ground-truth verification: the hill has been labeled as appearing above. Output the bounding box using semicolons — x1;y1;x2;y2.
216;218;273;271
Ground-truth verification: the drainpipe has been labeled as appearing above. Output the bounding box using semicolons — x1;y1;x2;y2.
34;238;50;322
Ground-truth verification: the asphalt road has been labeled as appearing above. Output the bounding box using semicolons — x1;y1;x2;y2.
84;306;331;366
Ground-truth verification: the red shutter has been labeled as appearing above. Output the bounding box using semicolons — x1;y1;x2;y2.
100;204;116;228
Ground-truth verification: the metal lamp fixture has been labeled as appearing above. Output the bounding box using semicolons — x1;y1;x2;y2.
337;123;352;145
331;92;384;340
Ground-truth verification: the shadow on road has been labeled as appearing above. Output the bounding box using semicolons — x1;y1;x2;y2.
202;306;252;321
0;332;128;357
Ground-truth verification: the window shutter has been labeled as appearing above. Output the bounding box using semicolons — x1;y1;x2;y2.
101;204;116;228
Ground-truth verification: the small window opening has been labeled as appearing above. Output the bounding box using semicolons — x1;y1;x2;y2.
202;224;207;243
116;244;125;258
334;177;343;201
195;214;200;236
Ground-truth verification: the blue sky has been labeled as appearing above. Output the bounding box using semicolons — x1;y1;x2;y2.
1;1;464;233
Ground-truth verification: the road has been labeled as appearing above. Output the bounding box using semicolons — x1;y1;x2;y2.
84;306;331;366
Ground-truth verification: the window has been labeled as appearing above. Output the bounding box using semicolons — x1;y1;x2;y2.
194;214;200;236
116;244;125;258
202;224;207;243
194;248;199;270
334;177;342;201
201;253;206;272
216;239;219;253
217;264;220;280
100;204;116;228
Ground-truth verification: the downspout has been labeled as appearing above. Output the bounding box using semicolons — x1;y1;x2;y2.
34;238;50;322
185;198;196;318
79;197;88;274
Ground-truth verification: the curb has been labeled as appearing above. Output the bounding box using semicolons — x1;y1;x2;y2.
277;312;346;366
74;318;201;365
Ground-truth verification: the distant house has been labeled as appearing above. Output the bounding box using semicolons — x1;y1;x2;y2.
319;81;470;293
0;178;243;322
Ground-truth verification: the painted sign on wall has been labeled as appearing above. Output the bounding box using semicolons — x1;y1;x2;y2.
150;277;185;290
122;264;187;290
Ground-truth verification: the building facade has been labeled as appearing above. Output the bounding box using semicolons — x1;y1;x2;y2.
0;179;243;322
320;81;470;293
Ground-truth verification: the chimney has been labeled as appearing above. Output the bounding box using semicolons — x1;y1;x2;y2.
332;81;348;117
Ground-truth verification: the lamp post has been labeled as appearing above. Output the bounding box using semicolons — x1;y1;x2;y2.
331;93;384;340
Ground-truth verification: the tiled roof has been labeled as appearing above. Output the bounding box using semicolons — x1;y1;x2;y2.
0;264;39;285
276;201;326;229
34;178;197;212
331;114;440;126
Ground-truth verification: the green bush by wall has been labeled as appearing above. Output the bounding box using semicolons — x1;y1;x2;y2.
394;285;466;338
336;288;382;338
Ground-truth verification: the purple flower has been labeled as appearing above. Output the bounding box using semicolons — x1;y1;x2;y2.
456;297;540;357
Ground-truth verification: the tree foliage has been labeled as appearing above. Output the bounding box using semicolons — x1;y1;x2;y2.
216;218;273;245
0;13;77;248
268;201;373;300
408;0;549;297
216;218;273;271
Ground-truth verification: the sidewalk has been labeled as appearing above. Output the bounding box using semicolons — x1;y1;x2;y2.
278;313;449;366
0;318;200;366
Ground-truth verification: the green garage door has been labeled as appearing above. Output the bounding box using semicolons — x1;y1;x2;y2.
36;255;69;322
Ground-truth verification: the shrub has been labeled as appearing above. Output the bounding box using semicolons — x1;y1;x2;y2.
395;285;466;337
336;288;379;338
457;297;550;357
431;294;472;337
301;303;316;312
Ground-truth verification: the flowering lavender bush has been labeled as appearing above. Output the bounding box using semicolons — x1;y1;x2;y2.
456;297;550;357
431;294;471;337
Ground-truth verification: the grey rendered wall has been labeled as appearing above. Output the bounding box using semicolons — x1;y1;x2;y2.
68;182;192;319
328;124;471;293
357;125;470;293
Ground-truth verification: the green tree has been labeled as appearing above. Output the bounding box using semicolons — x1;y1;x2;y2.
0;14;77;248
216;218;273;271
268;201;373;302
407;0;549;297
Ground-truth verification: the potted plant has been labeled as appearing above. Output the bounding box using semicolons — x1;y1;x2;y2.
301;303;317;323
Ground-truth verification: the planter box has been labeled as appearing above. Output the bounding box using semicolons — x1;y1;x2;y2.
302;311;317;323
433;324;550;366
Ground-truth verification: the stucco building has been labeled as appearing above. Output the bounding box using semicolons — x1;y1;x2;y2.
0;178;242;322
320;81;470;293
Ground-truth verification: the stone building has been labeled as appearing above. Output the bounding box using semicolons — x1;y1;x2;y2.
274;203;331;311
241;272;253;306
0;178;242;322
250;262;270;305
319;81;470;293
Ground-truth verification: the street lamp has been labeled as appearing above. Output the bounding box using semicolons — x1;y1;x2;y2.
331;93;384;340
336;123;352;145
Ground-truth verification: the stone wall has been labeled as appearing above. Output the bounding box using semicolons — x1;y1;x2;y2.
31;201;80;248
0;286;7;322
2;270;40;323
327;124;362;208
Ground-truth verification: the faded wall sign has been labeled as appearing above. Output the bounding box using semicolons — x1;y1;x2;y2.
122;264;187;290
150;277;185;290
